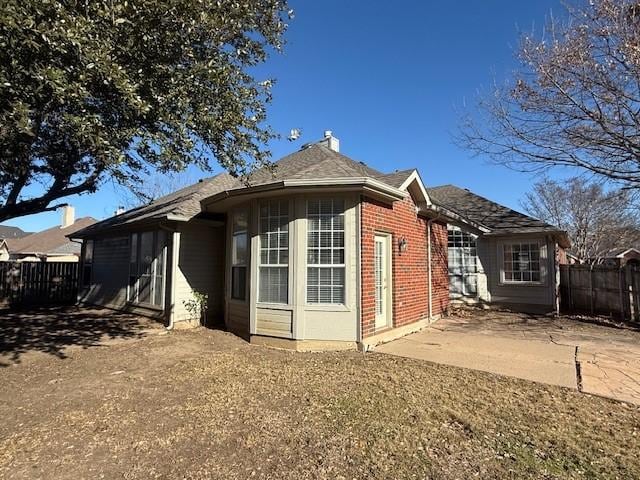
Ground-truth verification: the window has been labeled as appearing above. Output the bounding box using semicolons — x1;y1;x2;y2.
82;239;94;286
127;231;166;307
231;210;248;300
307;199;345;304
259;200;289;303
502;242;541;283
448;229;478;297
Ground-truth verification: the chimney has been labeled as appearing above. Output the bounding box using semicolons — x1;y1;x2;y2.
323;130;340;152
61;205;75;228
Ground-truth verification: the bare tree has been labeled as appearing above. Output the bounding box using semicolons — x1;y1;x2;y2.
459;0;640;189
522;177;640;261
115;171;197;210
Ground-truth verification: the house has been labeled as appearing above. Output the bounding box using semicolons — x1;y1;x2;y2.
0;225;32;261
595;248;640;267
72;132;569;350
426;185;570;311
5;206;96;262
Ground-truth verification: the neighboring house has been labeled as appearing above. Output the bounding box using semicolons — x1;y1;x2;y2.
595;248;640;267
426;186;570;311
72;132;569;350
5;206;96;262
0;225;32;261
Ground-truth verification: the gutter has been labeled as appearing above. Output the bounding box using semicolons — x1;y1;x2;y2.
201;177;407;209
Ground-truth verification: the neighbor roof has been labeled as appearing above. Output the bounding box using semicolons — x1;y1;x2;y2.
7;217;96;255
426;185;565;236
0;225;31;239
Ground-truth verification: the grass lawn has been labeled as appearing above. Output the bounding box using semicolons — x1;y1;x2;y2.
1;327;639;479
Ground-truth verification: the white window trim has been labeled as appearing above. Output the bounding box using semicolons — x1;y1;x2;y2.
258;199;290;305
305;198;346;306
498;239;545;286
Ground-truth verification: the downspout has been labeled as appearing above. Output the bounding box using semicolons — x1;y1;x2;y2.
356;198;363;344
427;218;434;320
426;214;441;321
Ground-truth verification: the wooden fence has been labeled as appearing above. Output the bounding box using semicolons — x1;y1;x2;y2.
0;261;79;307
560;264;640;321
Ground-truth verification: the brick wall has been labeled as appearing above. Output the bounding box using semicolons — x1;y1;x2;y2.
360;196;449;338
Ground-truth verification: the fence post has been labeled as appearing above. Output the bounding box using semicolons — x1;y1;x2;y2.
590;265;595;315
619;267;627;321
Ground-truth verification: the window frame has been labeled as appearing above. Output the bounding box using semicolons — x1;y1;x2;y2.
258;199;290;305
305;198;346;305
127;231;167;308
447;228;478;298
230;209;249;302
499;240;544;285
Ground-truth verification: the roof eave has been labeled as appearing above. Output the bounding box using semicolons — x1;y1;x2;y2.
201;177;406;210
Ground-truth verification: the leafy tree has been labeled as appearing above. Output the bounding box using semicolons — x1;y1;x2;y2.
0;0;290;222
522;177;640;262
459;0;640;188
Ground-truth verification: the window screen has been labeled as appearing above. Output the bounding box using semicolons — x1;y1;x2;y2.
231;210;248;300
307;199;345;304
502;242;541;283
259;200;289;303
127;231;167;307
448;229;478;297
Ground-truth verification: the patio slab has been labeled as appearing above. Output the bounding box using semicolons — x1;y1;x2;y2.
376;311;640;405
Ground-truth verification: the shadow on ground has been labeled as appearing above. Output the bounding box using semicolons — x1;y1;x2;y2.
0;306;159;366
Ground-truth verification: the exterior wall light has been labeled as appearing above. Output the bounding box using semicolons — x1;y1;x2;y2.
398;237;408;254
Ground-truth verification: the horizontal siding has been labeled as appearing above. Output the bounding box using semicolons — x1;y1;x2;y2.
82;236;129;309
486;236;555;307
174;223;225;323
256;307;293;337
227;302;249;335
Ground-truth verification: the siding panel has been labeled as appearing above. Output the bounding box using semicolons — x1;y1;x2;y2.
174;223;225;323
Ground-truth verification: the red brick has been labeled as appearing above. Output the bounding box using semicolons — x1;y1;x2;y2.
360;196;448;338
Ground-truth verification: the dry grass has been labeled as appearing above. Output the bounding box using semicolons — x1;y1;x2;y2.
1;328;639;479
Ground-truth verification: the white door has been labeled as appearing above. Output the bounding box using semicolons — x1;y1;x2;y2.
374;234;391;329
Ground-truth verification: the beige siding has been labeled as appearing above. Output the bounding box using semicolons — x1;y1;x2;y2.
82;236;129;309
485;236;555;308
174;223;225;323
256;307;293;337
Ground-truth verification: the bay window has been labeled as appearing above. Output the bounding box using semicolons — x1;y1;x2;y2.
128;231;166;307
259;200;289;304
231;210;248;300
501;241;541;283
307;199;345;304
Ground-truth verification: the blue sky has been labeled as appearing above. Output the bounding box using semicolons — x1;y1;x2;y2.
6;0;566;232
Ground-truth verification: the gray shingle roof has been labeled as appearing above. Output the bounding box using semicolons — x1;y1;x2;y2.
72;172;240;237
426;184;561;234
245;144;387;185
73;144;405;237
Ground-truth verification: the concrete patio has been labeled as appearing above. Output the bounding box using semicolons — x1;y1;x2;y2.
376;311;640;405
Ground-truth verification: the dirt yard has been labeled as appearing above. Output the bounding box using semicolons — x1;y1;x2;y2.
1;308;640;479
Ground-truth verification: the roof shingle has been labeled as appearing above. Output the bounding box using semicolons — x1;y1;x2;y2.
426;184;561;234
